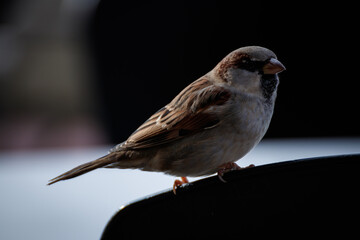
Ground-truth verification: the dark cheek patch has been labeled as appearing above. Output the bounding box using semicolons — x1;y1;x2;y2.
261;74;278;100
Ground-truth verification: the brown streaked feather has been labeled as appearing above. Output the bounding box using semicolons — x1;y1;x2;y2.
47;153;119;185
122;78;231;150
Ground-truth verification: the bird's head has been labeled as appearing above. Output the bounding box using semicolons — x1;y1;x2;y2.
214;46;285;101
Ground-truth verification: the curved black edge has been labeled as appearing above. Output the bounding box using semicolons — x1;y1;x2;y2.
101;154;360;239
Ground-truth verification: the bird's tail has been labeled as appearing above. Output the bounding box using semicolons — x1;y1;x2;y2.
48;153;117;185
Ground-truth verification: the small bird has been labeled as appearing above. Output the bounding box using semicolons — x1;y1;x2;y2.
48;46;285;193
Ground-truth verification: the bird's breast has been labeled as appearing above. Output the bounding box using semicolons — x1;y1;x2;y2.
233;98;274;139
218;98;274;160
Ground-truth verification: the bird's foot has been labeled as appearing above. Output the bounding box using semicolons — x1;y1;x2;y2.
217;162;255;183
173;177;189;194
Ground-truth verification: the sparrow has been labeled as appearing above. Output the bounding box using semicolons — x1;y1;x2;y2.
48;46;285;193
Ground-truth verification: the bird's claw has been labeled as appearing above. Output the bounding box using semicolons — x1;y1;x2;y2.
173;177;189;194
217;163;255;182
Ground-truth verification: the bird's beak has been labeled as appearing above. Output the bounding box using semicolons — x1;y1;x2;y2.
262;58;286;74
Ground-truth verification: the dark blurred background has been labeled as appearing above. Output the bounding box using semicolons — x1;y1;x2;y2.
0;0;359;150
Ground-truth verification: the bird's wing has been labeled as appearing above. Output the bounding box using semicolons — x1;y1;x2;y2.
118;78;231;150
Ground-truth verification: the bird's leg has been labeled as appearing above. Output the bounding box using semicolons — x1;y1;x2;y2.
173;176;189;194
217;162;255;183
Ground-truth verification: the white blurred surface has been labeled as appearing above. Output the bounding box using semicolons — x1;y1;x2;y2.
1;138;360;240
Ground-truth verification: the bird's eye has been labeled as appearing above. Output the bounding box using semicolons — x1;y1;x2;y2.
238;57;257;72
241;58;250;64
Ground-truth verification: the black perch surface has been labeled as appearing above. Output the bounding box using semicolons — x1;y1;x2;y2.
102;154;360;239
